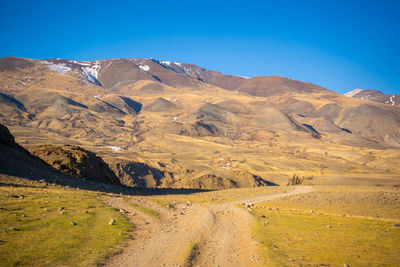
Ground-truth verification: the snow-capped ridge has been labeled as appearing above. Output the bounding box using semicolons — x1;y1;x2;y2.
344;89;363;97
40;59;102;86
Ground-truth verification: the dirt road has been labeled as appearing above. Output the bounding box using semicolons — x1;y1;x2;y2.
103;186;312;267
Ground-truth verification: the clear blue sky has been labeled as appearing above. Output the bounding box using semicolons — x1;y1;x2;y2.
1;0;399;95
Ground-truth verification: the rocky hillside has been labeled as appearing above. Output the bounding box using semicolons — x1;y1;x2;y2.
345;89;399;106
1;56;400;188
27;144;121;185
0;124;76;184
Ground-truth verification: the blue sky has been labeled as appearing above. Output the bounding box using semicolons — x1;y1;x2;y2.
1;0;399;95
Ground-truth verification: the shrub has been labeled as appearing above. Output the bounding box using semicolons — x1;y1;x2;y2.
287;174;304;186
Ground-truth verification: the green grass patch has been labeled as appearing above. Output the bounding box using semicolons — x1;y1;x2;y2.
249;206;400;266
124;199;160;219
0;177;134;267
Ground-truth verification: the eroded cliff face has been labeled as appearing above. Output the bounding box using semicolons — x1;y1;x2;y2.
28;144;121;185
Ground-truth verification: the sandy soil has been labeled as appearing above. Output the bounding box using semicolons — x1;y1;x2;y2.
102;186;312;267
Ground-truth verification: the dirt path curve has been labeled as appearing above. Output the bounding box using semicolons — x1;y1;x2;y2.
103;186;313;267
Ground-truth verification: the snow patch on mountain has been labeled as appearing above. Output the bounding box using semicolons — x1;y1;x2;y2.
83;69;98;84
389;95;395;105
41;61;72;74
83;61;100;78
233;75;250;79
344;89;363;97
139;65;150;72
109;146;124;152
160;61;171;66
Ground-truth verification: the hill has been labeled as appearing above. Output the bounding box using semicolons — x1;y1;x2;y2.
0;56;399;188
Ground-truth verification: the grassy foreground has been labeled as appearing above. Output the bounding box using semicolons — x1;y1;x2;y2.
0;176;134;267
249;186;400;266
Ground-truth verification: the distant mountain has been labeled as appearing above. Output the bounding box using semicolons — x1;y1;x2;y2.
345;89;399;106
1;56;400;188
37;58;329;97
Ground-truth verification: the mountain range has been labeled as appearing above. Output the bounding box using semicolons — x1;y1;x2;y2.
1;56;399;188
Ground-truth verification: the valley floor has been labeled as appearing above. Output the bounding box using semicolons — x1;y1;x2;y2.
103;185;400;267
103;186;312;267
1;176;399;267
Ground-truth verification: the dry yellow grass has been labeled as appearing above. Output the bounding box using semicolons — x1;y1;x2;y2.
248;186;400;266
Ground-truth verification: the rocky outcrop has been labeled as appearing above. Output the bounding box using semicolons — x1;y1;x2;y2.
176;169;277;190
0;124;67;181
110;161;170;188
27;144;121;185
0;123;18;147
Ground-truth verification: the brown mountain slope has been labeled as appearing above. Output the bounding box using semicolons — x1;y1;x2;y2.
1;56;400;188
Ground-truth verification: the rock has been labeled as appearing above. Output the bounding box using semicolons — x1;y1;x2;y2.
393;223;400;227
326;225;332;228
27;144;121;185
343;264;350;267
9;227;17;231
58;207;64;211
59;211;64;215
109;219;115;225
71;221;77;225
85;210;88;214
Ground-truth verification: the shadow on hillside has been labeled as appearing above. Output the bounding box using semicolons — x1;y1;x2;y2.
0;170;212;196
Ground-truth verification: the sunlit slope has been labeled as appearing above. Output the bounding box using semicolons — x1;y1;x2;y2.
1;57;399;188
